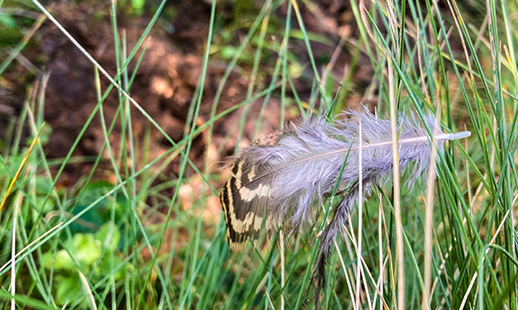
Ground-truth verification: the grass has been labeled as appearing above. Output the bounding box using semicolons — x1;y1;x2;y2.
1;0;517;309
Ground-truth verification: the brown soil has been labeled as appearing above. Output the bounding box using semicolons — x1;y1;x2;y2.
0;0;382;186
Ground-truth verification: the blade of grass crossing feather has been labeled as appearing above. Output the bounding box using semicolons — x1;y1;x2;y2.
385;38;406;309
355;114;364;308
0;123;44;213
422;112;441;309
294;140;354;310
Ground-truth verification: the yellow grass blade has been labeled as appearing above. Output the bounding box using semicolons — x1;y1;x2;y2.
0;123;45;213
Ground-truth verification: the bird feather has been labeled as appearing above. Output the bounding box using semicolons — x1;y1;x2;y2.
219;109;470;302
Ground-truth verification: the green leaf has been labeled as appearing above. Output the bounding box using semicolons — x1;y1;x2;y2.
55;275;82;306
96;222;120;252
44;233;101;270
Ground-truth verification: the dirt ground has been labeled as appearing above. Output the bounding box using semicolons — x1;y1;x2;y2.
6;0;485;189
1;0;382;187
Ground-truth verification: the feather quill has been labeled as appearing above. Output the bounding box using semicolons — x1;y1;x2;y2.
219;109;470;303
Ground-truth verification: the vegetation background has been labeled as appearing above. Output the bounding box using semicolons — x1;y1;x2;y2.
0;0;517;309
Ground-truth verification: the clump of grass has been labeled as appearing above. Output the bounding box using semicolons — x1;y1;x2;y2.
1;0;517;309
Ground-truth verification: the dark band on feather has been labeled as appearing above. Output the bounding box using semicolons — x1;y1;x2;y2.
220;161;255;251
220;159;275;251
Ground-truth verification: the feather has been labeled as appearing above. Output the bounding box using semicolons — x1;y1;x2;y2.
219;109;470;301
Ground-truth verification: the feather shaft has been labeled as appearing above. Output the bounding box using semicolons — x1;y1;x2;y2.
233;130;471;189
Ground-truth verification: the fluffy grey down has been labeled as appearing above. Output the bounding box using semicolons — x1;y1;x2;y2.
229;109;469;306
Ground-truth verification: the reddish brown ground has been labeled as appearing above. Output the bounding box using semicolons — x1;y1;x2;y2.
1;0;376;185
